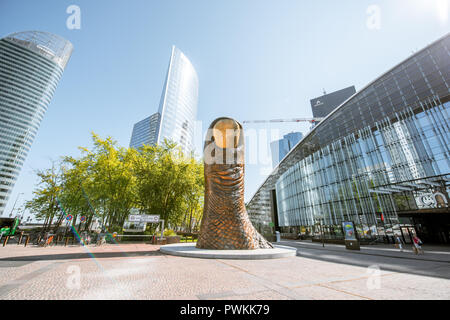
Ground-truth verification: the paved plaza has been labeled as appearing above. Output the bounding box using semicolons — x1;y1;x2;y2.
0;241;449;300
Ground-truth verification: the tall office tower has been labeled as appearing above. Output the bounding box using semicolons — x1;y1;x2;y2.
129;46;199;155
0;31;73;216
271;132;303;168
156;46;199;155
310;86;356;119
129;113;161;149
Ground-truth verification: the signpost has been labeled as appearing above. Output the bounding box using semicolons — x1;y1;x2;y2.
127;215;164;240
128;214;160;223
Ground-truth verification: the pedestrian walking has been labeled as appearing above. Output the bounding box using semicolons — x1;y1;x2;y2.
96;232;106;246
412;235;424;255
395;235;404;252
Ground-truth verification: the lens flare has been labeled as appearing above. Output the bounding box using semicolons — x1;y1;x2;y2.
437;0;449;23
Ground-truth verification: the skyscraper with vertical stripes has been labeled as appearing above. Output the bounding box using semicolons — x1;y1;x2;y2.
0;31;73;216
130;46;199;155
157;46;198;155
129;113;161;149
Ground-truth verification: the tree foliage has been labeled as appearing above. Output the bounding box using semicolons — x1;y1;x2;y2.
24;162;62;234
25;133;204;233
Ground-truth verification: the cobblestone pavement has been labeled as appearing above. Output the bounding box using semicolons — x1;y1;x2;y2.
0;243;449;300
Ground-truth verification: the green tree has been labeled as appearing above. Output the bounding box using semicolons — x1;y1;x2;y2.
132;139;204;230
27;133;205;235
25;162;62;234
60;156;94;232
68;133;137;230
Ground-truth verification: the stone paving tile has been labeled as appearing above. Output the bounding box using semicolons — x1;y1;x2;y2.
0;244;449;300
217;256;386;289
215;290;291;300
323;272;450;300
291;284;369;300
131;257;270;300
0;260;56;288
0;261;63;299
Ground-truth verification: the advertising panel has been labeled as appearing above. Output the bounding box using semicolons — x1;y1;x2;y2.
342;221;357;240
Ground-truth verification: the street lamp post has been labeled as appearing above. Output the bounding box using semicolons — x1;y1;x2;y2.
316;214;325;248
9;192;24;218
320;219;324;247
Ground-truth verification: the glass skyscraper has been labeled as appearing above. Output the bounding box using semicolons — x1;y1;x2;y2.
248;33;450;244
270;132;303;168
129;113;160;149
0;31;73;216
157;46;199;154
130;46;199;155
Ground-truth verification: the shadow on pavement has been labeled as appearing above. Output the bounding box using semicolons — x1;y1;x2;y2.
0;250;164;262
293;247;450;280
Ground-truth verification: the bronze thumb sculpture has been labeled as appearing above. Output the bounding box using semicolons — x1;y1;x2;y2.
196;117;273;250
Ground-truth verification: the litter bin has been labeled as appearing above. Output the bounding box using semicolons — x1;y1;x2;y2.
275;231;280;242
345;239;360;250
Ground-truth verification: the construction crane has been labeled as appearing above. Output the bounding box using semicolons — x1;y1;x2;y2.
242;118;324;124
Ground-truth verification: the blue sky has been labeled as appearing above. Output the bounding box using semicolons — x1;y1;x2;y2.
0;0;449;218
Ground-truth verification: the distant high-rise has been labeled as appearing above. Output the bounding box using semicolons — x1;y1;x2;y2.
130;46;199;155
0;31;73;216
271;132;303;168
129;113;160;149
310;86;356;119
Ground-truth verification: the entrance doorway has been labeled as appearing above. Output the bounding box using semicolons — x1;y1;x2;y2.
398;210;450;244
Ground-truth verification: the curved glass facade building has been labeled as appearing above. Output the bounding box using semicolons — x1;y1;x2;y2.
156;46;199;155
248;33;450;244
0;31;73;215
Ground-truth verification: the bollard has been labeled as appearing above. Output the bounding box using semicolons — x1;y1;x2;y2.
3;236;9;247
65;237;69;247
18;232;23;245
24;235;30;247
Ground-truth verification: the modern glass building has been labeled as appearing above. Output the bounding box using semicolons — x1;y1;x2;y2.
130;46;199;155
0;31;73;216
157;46;198;154
248;33;450;244
270;132;303;168
129;112;160;149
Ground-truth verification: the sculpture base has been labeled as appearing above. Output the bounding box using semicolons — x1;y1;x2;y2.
160;243;296;260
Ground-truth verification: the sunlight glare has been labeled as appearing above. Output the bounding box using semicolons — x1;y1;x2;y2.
436;0;449;23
